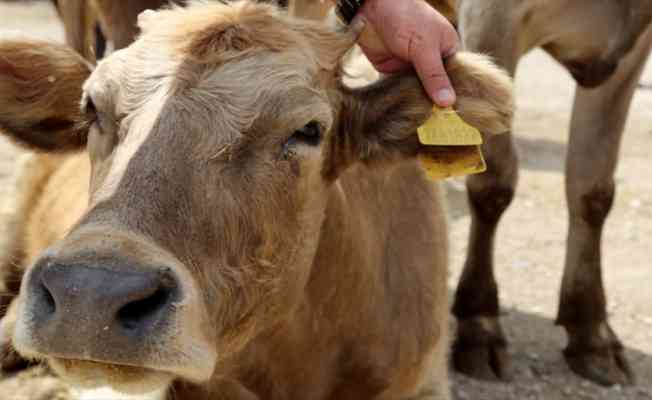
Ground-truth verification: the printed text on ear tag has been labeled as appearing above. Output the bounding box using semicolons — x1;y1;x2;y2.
417;106;483;146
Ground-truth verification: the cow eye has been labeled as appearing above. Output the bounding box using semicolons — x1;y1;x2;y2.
84;96;114;135
292;121;322;146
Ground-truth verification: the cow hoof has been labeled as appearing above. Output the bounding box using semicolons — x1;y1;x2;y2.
564;342;634;386
562;322;634;386
452;316;511;380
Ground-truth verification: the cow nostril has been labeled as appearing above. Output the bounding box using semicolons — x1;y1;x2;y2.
117;286;171;331
38;281;56;317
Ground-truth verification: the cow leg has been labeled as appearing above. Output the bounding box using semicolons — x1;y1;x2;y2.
451;5;520;380
557;29;652;387
452;133;518;380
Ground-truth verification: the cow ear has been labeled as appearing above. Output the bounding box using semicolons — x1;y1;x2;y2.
324;52;513;179
0;39;92;152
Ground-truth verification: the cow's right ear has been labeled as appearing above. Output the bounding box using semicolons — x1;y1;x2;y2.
0;39;92;152
325;52;513;179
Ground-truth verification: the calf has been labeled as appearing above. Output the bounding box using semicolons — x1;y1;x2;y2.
452;0;652;386
0;1;513;398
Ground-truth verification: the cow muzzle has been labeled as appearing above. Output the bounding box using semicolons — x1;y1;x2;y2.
11;232;217;392
18;256;180;363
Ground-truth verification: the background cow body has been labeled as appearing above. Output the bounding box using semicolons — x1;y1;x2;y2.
0;1;513;399
452;0;652;387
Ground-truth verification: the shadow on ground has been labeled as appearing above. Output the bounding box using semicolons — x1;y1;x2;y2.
449;306;652;400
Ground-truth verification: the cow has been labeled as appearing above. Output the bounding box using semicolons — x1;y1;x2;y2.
450;0;652;387
49;0;455;61
51;0;652;388
0;1;513;398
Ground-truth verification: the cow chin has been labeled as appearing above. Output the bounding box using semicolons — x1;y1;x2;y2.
48;358;174;395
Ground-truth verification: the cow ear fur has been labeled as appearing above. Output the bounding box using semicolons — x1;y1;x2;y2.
0;39;92;152
324;52;513;179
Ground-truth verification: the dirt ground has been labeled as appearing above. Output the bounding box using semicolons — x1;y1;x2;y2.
0;2;651;400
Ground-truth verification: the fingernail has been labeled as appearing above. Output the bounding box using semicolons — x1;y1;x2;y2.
435;89;455;105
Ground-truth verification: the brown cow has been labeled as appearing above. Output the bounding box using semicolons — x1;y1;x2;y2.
0;1;513;398
50;0;456;60
451;0;652;387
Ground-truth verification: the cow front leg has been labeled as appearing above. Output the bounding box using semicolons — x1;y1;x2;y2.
451;3;521;381
558;29;651;387
452;133;518;380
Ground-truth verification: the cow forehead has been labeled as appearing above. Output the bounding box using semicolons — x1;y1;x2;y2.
84;1;353;204
85;0;348;123
140;1;320;64
135;1;353;77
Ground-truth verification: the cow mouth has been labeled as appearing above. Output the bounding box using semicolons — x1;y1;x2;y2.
47;357;174;394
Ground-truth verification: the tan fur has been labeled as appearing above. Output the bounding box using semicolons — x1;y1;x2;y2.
288;0;332;21
0;2;513;398
52;0;100;61
0;39;91;151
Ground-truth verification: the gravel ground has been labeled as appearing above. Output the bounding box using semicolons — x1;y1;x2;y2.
0;2;651;399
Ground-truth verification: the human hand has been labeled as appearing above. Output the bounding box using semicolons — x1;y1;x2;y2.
354;0;459;107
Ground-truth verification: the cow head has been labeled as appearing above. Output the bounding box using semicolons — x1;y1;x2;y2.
0;1;512;394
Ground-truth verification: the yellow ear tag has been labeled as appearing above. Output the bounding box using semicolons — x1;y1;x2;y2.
417;106;483;146
416;106;487;180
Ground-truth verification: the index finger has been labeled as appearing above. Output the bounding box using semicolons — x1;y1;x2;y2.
412;40;456;107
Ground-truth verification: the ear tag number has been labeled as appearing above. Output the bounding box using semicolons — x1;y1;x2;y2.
417;106;487;180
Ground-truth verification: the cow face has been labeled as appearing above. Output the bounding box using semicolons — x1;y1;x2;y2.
0;1;512;394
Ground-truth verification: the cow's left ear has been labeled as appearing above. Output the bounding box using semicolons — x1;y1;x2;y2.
324;52;513;179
